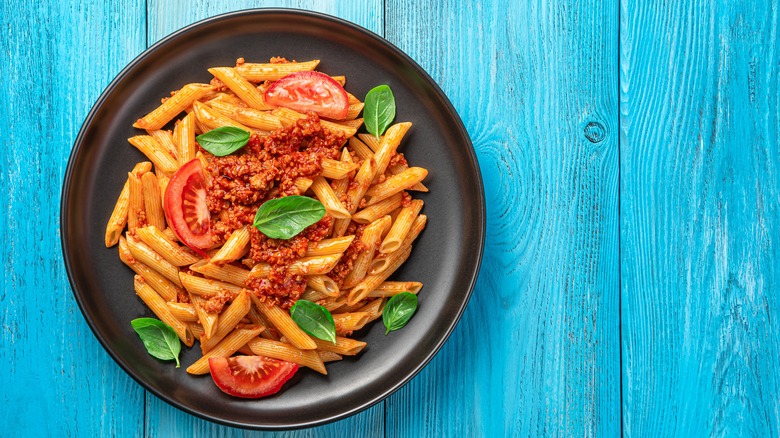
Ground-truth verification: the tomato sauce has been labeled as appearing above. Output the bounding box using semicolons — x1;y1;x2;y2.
204;114;344;308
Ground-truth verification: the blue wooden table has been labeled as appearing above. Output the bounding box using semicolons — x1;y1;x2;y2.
3;0;779;436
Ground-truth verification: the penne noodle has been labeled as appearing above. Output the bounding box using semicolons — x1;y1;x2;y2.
141;173;166;230
367;281;423;297
147;129;178;160
105;162;152;247
272;107;357;138
133;83;214;130
246;302;278;341
125;234;182;287
208;67;274;111
187;325;264;375
200;290;252;353
118;237;181;302
128;135;179;173
313;336;366;356
234;60;320;82
357;133;428;191
306;275;340;297
345;102;364;120
301;289;330;302
380;199;423;253
331;75;346;86
192;101;255;133
135;225;199;266
134;276;194;346
337;118;364;131
179;271;242;297
156;169;170;203
175;113;197;165
188;322;205;339
367;123;412;182
320;295;348;312
318;351;343;363
348;136;373;160
343;216;391;288
351;192;404;225
248;255;341;279
356;298;385;322
364;167;428;206
210;226;251;265
246;338;327;375
166;302;199;323
294;177;313;194
305;236;355;257
332;312;371;334
188;292;218;339
332;152;378;236
127;172;144;230
320;159;359;180
189;260;250;286
251;294;317;350
348;245;412;305
346;92;360;104
208;100;283;131
370;215;427;275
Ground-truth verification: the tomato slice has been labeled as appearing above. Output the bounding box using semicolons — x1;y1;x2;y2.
163;159;212;253
209;356;299;398
265;71;350;120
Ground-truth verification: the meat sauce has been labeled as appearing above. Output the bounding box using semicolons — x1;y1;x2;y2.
204;114;344;308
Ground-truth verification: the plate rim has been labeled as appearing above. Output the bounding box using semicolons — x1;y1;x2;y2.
60;7;485;430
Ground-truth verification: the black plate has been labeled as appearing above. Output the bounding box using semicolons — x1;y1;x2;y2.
61;9;484;430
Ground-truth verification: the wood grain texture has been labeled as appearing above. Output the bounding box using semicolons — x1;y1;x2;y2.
385;0;620;436
143;2;385;435
621;1;780;436
0;0;147;436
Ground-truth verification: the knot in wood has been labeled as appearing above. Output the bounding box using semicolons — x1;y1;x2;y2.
584;121;606;143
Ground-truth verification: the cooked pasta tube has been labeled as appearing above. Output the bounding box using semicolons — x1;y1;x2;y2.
320;159;358;179
187;325;264;374
175;113;197;165
246;338;327;375
345;102;364;120
312;336;366;356
134;276;193;346
332;312;371;334
371;215;427;274
301;289;330;302
166;302;199;323
364;167;428;206
343;216;391;288
128;135;179;173
368;123;411;181
133;83;213;130
348;136;373;160
179;272;242;297
188;292;218;339
250;294;317;350
141;172;165;232
351;192;403;225
305;236;355;257
234;60;320;82
208;67;274;111
310;177;351;219
294;177;313;194
127;172;144;230
105;162;152;247
188;322;205;339
210;226;251;265
246;302;278;340
156;169;170;204
356;298;385;322
192;101;255;133
348;245;412;305
125;235;182;287
208;100;283;131
367;281;423;297
332;153;377;236
147;129;177;159
380;199;423;253
248;254;342;278
200;291;252;353
118;237;181;302
189;260;250;286
135;226;199;266
357;133;428;191
306;275;339;297
318;351;343;363
272;107;357;138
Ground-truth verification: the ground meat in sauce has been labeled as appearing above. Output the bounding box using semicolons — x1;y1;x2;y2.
203;289;236;313
204;114;344;308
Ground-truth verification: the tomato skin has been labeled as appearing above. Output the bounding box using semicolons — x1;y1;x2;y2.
265;71;350;120
163;159;213;254
209;356;299;399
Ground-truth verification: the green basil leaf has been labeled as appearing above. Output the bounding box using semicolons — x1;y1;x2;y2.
290;300;336;343
253;196;326;240
131;317;181;367
382;292;418;335
195;126;250;156
364;85;396;139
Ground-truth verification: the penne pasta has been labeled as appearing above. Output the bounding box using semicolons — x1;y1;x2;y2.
313;336;366;356
358;133;428;191
343;216;391;289
370;215;427;275
246;338;327;375
179;271;242;297
127;172;144;230
200;290;252;353
187;325;264;375
135;225;199;266
332;312;371;334
175;113;197;165
251;294;317;350
188;292;219;339
118;237;181;302
128;135;179;173
189;260;250;286
234;60;320;82
351;192;404;225
306;274;340;297
320;159;359;179
105;162;152;247
367;281;423;297
141;172;166;230
192;101;255;133
348;245;412;305
380;199;423;253
125;234;182;287
305;236;355;257
208;100;283;131
166;302;199;323
133;83;214;130
210;226;251;265
208;67;274;111
364;167;428;206
134;276;193;346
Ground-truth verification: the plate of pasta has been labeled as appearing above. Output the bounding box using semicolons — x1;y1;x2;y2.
61;9;484;429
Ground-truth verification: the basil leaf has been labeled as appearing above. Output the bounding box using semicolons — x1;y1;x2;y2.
364;85;396;139
253;196;326;240
131;317;181;367
195;126;250;156
382;292;418;335
290;300;336;343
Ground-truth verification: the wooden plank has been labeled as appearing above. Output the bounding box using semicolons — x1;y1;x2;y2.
385;0;620;436
621;1;780;435
143;1;384;435
0;0;147;436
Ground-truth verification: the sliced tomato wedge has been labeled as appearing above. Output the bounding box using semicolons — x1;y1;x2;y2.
163;159;212;254
265;71;350;120
209;356;299;398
